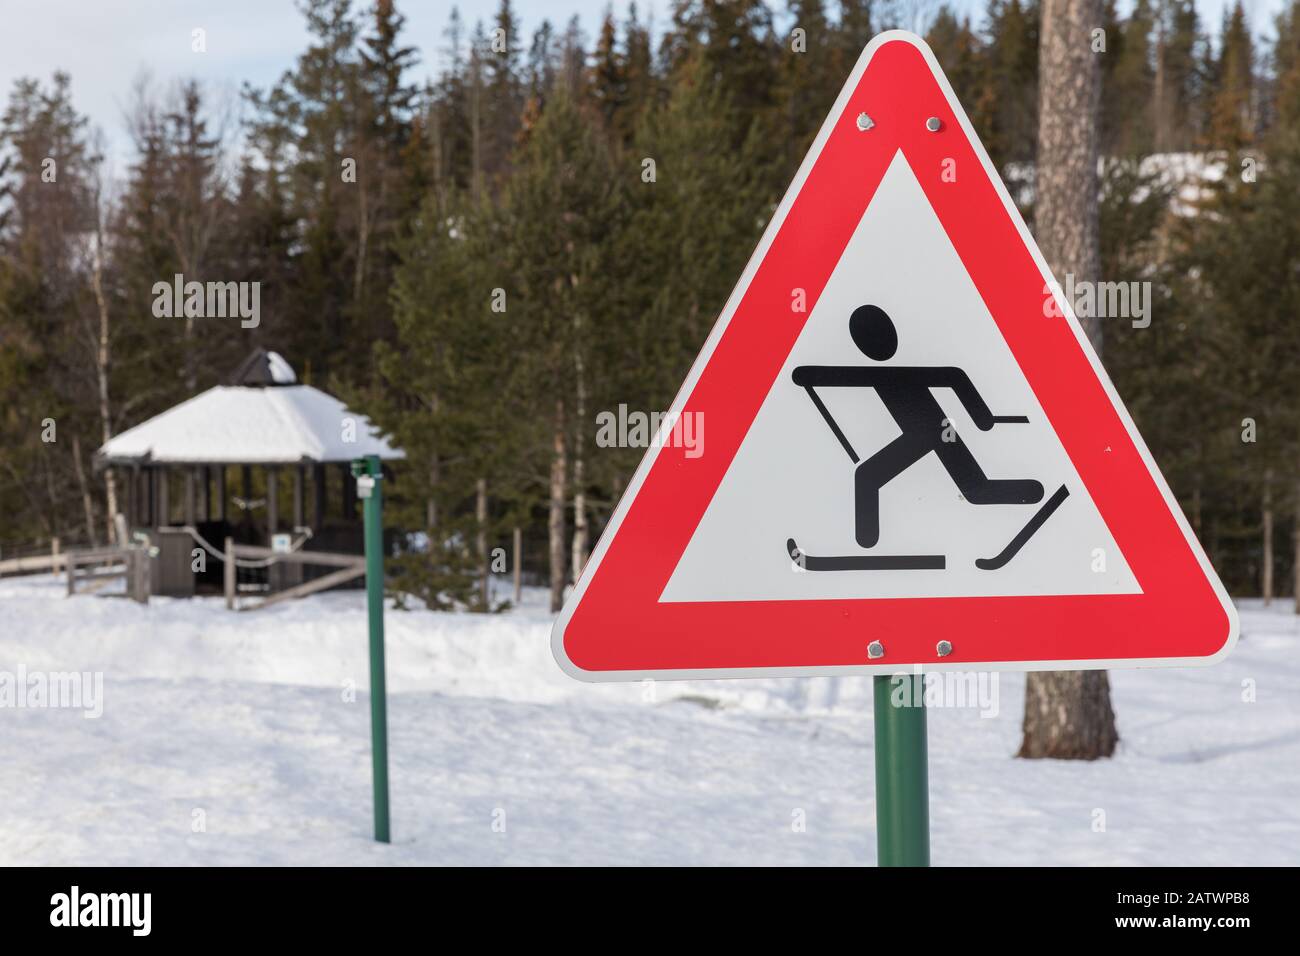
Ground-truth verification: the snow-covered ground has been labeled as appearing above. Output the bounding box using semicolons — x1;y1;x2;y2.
0;574;1296;865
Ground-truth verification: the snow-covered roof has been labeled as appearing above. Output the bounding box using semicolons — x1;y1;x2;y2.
97;383;404;465
228;347;298;386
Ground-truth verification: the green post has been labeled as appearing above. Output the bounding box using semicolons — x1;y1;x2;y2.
354;455;390;844
873;673;929;866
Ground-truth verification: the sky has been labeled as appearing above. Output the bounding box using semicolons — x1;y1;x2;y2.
0;0;1286;173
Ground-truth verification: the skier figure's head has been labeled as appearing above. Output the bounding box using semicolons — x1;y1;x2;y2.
849;304;898;361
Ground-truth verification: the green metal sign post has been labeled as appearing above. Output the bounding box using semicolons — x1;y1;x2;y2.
873;674;930;866
354;454;391;844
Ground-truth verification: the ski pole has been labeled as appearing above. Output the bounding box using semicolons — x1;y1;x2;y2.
804;386;859;463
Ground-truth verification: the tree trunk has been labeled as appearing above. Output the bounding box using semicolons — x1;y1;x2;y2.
1019;671;1119;759
1261;469;1273;604
571;350;589;582
1037;0;1102;352
428;394;441;580
1022;0;1118;760
354;174;370;306
89;215;119;542
476;476;489;610
1294;476;1300;615
571;472;588;582
513;525;523;605
70;435;98;548
470;61;483;201
180;249;198;395
1152;15;1168;153
549;398;568;613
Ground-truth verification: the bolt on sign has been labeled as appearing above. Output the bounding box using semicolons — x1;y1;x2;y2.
553;31;1237;682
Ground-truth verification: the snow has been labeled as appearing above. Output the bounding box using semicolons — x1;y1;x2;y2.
95;384;404;464
1005;152;1229;218
265;350;297;385
0;575;1296;865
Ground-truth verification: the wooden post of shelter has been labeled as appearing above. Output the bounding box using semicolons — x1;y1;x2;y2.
157;469;169;528
513;526;523;604
215;466;227;522
313;464;325;531
267;466;279;542
224;536;236;610
341;463;354;518
199;466;210;522
293;467;305;530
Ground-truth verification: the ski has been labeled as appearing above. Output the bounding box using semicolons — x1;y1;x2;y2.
787;538;945;571
975;484;1070;571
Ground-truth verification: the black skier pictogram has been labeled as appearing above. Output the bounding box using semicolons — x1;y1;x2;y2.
788;304;1069;571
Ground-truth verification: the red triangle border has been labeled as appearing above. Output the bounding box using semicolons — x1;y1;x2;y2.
554;32;1237;679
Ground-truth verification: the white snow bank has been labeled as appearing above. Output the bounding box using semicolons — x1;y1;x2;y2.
0;577;1296;865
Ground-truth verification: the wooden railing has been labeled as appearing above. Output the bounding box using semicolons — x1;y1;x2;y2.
65;547;151;604
0;537;66;576
223;540;365;612
2;532;362;611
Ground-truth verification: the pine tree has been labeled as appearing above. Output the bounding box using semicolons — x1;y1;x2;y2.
143;81;232;395
503;89;623;610
1273;0;1300;128
621;58;772;396
355;0;422;352
662;0;781;121
1204;3;1255;150
1152;0;1204;151
624;5;657;130
484;0;524;179
591;10;631;142
1176;110;1300;603
926;7;982;110
777;0;840;160
0;73;106;544
972;0;1040;171
243;0;364;381
429;8;475;194
1105;0;1155;156
374;188;515;609
836;0;875;63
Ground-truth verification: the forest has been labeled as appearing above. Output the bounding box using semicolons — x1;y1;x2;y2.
1;0;1298;613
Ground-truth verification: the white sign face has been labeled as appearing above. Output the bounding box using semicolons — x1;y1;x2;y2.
662;153;1139;603
271;533;293;554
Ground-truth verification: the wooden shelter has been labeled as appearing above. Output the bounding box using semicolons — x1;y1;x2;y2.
94;349;403;597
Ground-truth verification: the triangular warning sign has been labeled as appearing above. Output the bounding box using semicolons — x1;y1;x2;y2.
554;31;1237;680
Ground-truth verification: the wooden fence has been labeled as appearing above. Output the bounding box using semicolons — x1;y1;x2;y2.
65;547;150;604
223;539;365;612
2;531;363;611
0;537;66;576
